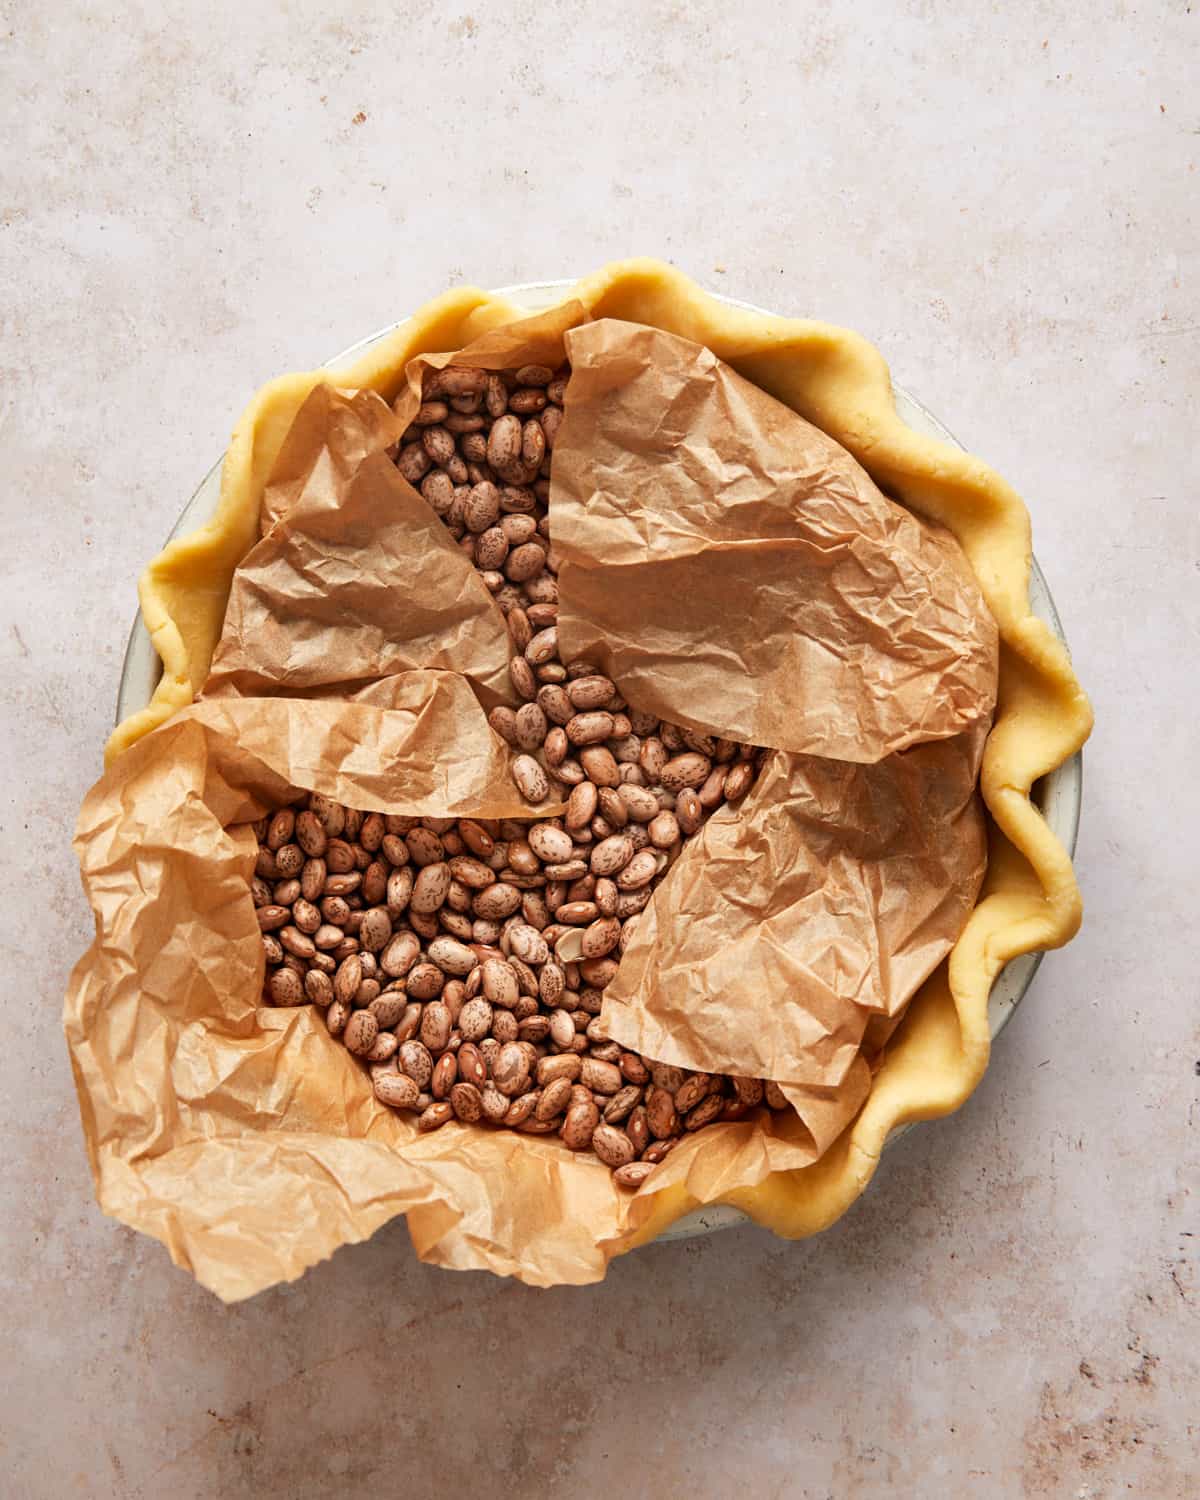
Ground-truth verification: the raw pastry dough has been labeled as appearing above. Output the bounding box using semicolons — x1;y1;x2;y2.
104;258;1092;1246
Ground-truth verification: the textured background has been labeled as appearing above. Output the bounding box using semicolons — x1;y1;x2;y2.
3;2;1197;1495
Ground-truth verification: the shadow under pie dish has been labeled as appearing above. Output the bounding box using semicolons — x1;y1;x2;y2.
67;261;1092;1295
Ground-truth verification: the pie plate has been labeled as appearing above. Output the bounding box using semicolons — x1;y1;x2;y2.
116;281;1082;1242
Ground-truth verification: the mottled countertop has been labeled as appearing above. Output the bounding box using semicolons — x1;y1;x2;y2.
3;3;1196;1496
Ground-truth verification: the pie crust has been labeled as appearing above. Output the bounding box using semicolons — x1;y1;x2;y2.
104;258;1092;1243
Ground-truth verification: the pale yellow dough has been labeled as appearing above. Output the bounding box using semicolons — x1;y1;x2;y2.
105;258;1093;1243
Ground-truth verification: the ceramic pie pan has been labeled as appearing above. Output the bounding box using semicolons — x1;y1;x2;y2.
116;280;1083;1242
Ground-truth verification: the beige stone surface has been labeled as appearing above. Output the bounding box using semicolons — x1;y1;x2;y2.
2;2;1197;1495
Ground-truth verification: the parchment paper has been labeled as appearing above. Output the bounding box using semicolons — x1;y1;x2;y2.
549;323;995;1114
204;385;513;706
554;321;997;762
66;307;998;1297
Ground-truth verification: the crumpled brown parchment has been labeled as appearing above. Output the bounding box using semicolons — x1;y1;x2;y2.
550;323;995;1124
553;321;997;763
204;384;513;706
66;307;998;1297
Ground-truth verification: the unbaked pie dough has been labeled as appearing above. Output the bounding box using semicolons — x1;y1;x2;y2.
104;258;1092;1248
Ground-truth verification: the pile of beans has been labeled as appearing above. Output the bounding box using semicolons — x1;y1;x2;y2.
251;361;787;1186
